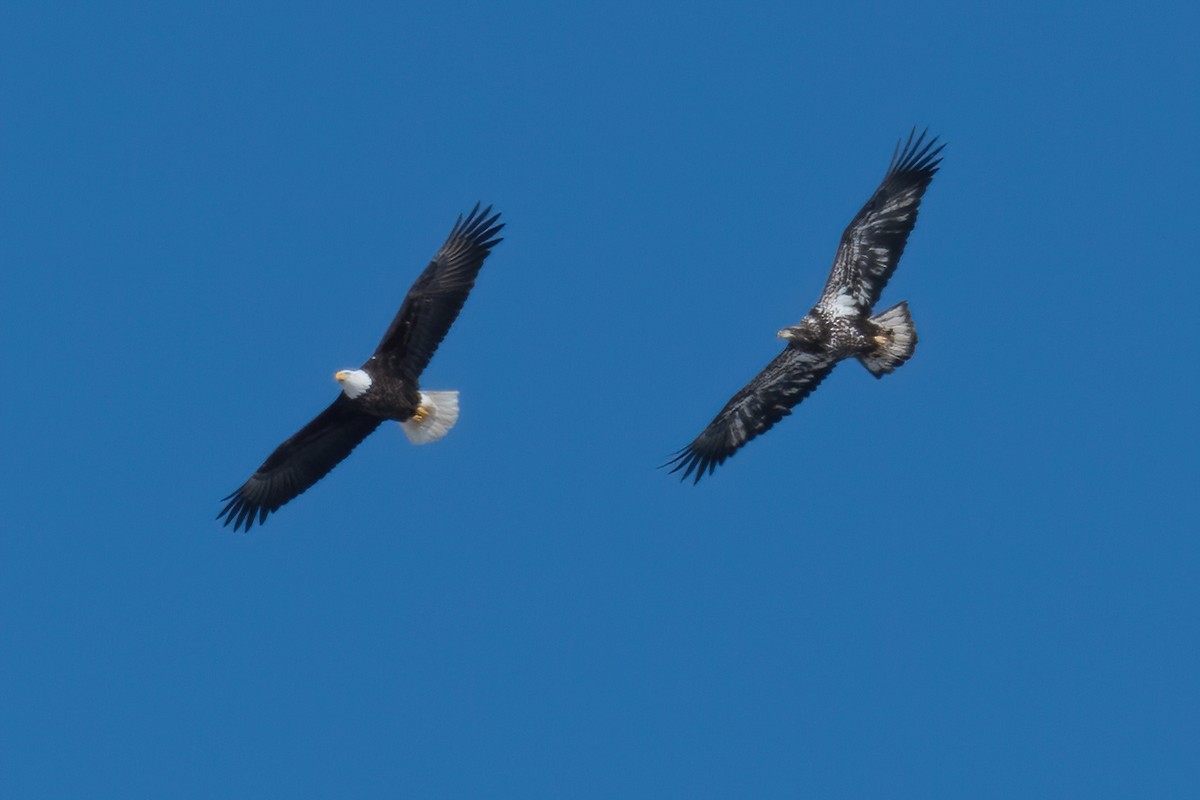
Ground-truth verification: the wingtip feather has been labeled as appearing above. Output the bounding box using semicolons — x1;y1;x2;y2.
889;128;945;176
662;445;718;485
454;202;505;250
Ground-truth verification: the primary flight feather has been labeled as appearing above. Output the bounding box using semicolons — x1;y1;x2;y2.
667;130;943;483
218;204;504;531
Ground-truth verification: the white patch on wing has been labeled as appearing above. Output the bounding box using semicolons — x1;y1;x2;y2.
830;292;859;317
399;390;460;445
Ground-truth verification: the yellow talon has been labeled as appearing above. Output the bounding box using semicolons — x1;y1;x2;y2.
412;406;428;423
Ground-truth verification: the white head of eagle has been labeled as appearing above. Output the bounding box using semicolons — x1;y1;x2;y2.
335;369;372;399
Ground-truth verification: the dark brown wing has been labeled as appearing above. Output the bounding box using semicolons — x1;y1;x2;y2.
665;347;839;483
372;204;504;382
218;395;383;532
818;129;943;314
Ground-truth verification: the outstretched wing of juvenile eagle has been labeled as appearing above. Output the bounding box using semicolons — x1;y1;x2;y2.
818;129;943;315
665;348;839;483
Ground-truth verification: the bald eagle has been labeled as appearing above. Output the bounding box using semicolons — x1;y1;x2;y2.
218;204;504;531
667;130;944;483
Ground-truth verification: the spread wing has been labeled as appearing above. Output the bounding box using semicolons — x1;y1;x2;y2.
665;347;839;483
218;395;383;532
819;129;943;314
372;204;504;383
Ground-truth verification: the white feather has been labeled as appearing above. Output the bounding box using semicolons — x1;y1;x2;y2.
831;292;858;317
859;302;917;377
399;391;460;445
337;369;372;399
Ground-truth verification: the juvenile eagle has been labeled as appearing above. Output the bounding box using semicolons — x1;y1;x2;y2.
667;130;943;483
219;204;504;531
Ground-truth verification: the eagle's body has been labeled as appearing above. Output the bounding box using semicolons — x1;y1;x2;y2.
340;364;421;420
218;204;503;531
667;130;942;482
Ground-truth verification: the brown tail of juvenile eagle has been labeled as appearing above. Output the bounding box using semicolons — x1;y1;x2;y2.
859;301;917;378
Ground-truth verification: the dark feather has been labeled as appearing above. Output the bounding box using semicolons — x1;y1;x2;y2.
218;396;383;532
372;203;504;382
666;348;838;483
819;128;943;313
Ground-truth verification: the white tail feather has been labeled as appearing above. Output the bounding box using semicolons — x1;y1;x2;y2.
399;391;460;445
859;301;917;378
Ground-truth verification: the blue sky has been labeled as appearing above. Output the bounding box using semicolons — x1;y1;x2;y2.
2;1;1197;796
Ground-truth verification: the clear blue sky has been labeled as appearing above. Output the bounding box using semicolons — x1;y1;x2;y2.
2;1;1197;797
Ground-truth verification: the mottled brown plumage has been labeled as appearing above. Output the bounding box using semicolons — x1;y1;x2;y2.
667;131;942;483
